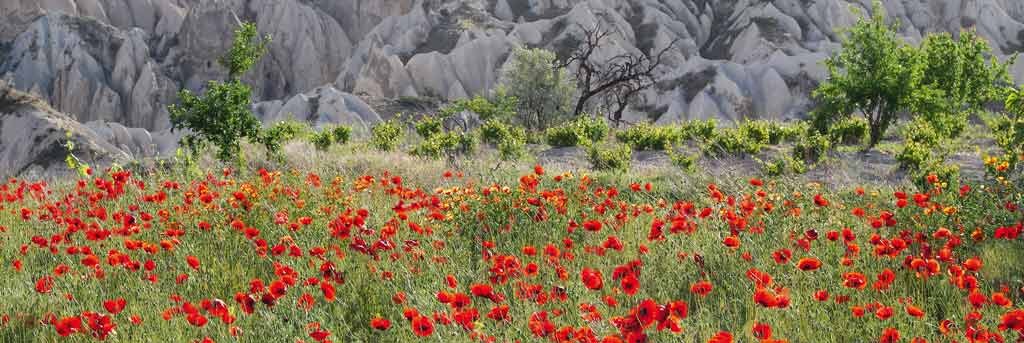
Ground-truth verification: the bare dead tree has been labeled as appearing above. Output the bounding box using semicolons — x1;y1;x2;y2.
559;23;677;127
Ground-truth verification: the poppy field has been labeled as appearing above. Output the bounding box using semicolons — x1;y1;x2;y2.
1;165;1024;343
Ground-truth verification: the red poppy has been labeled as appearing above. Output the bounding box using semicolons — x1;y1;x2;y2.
690;281;712;297
621;274;640;296
103;298;127;315
796;257;822;271
905;305;925;318
320;281;336;302
186;255;201;270
879;328;900;343
411;315;434;337
752;322;772;339
581;268;604;290
371;316;391;330
707;331;733;343
35;276;54;294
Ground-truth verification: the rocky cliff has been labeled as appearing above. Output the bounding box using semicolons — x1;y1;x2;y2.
1;0;1023;176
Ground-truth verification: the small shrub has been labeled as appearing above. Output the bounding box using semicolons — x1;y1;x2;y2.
896;141;932;170
668;150;698;173
615;122;681;151
788;155;808;174
411;132;477;159
792;132;831;163
371;120;404;151
828;117;868;145
479;120;527;160
588;143;632;171
415;116;444;139
545;116;609;147
309;129;334;151
704;128;764;155
679;119;718;141
901;119;941;146
330;125;352;145
760;157;786;177
260;120;311;155
771;122;809;144
738;120;772;146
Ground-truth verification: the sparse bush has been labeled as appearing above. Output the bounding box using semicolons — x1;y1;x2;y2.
411;132;477;159
679;119;718;141
371;120;404;151
439;93;518;123
771;122;808;144
896;141;932;170
545;116;609;147
793;132;831;163
309;129;335;151
260;120;311;155
415;116;444;139
668;150;698;173
615;122;681;151
480;120;527;160
761;157;787;177
901;119;941;146
330;125;352;145
828;117;868;145
737;120;772;146
704;128;764;156
588;143;632;171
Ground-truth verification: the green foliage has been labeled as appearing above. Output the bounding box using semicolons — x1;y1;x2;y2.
913;30;1014;138
587;143;632;171
545;116;609;147
309;129;335;151
770;121;809;145
828;117;868;145
168;22;270;162
260;120;312;155
703;127;765;156
480;120;527;160
411;132;477;159
438;94;518;123
220;23;272;80
792;132;832;163
678;119;718;141
615;122;682;151
813;2;1012;149
901;119;941;146
330;125;352;145
62;131;91;177
896;141;932;170
667;150;698;173
760;157;786;177
414;116;444;139
737;120;772;146
304;124;351;152
811;1;918;149
500;46;576;130
371;120;404;151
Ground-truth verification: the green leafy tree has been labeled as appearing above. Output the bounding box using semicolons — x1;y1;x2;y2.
914;30;1014;138
811;2;919;150
168;22;271;162
500;47;576;131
